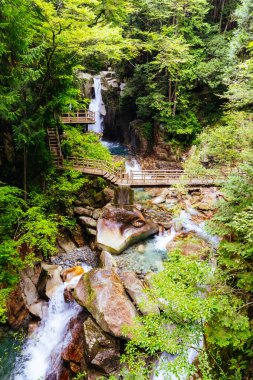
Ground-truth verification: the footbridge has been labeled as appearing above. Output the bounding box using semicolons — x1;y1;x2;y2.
48;127;223;188
54;156;223;188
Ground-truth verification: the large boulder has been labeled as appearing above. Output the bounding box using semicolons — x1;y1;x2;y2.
120;271;159;315
37;263;63;299
7;264;42;328
21;276;38;307
96;205;158;254
83;316;120;374
73;269;138;338
28;300;48;319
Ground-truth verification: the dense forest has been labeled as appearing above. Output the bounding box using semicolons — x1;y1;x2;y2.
0;0;253;379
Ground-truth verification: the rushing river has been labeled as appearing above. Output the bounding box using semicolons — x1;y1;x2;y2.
12;270;89;380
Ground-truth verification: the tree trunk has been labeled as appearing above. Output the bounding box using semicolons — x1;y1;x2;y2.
168;78;172;103
23;146;27;201
219;0;225;31
172;74;179;116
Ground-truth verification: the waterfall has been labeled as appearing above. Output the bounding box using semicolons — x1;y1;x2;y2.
88;77;104;134
12;272;88;380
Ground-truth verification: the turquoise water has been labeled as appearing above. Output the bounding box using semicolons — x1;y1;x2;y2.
0;330;23;380
101;140;129;156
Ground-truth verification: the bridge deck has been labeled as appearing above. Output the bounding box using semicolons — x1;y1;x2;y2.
59;157;223;187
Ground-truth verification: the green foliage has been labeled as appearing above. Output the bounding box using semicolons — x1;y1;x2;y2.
0;166;86;321
61;126;112;162
185;111;253;170
40;168;87;211
122;252;251;379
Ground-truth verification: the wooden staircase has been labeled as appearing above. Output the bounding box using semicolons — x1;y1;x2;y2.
47;127;63;166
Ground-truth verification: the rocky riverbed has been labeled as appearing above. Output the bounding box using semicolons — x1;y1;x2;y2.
4;185;219;380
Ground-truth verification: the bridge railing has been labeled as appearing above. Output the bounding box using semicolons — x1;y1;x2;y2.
60;110;96;124
61;157;226;185
65;157;123;177
121;170;225;185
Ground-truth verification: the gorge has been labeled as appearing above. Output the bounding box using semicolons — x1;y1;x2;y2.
2;76;220;380
1;0;253;379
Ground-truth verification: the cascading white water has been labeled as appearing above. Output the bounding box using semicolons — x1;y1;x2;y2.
125;157;142;173
154;227;176;251
12;271;88;380
88;77;104;134
175;210;220;249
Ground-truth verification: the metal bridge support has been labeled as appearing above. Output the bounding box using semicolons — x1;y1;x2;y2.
113;185;134;210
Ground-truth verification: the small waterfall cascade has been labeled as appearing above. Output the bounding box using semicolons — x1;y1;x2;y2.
154;227;176;251
12;271;88;380
88;76;104;134
125;157;142;173
174;210;220;249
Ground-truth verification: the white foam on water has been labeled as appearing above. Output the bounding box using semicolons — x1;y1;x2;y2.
13;267;90;380
125;157;141;173
154;227;176;251
176;210;219;249
88;76;104;134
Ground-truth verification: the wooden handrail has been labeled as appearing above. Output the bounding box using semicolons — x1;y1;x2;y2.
62;157;226;187
60;110;96;124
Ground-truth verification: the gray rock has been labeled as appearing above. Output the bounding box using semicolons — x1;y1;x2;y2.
92;208;102;220
86;228;97;236
28;300;48;319
74;207;94;217
79;216;97;228
38;263;63;299
74;269;138;338
120;271;160;315
57;235;77;253
100;251;117;270
83;316;120;374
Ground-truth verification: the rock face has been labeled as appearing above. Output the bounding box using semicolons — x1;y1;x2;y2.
7;264;42;328
129;120;150;155
28;300;48;319
61;311;88;376
120;271;159;315
83;316;120;374
7;286;30;328
96;205;158;254
74;269;138;338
